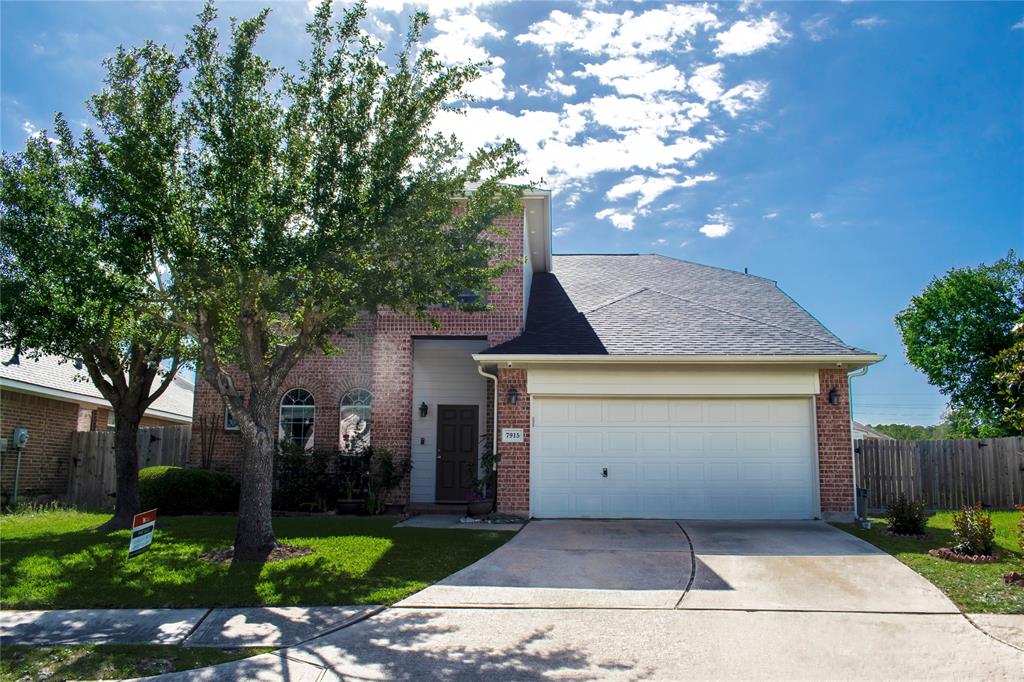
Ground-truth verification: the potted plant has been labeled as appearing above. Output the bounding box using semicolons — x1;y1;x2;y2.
366;447;410;515
466;486;492;517
335;476;363;515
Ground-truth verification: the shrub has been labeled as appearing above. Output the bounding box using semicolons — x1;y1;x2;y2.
951;503;996;556
1016;505;1024;554
273;442;341;512
885;494;929;535
365;447;409;514
138;466;239;515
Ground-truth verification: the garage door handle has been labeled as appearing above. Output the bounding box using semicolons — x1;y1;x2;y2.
602;468;608;478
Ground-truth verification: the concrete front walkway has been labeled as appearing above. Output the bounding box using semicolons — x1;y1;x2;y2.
0;606;381;648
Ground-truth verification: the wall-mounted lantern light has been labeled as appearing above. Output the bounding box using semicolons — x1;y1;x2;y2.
507;387;519;405
828;388;840;406
419;402;428;418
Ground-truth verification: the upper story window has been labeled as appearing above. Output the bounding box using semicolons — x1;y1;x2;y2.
434;289;487;309
280;389;315;449
340;388;372;449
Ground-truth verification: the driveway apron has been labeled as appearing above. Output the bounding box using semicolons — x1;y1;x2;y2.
396;519;692;609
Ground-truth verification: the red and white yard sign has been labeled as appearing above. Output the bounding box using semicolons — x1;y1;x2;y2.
128;508;158;558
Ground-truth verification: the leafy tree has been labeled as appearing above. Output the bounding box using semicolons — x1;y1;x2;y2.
868;423;952;441
895;251;1024;437
159;1;525;558
993;324;1024;433
0;44;188;528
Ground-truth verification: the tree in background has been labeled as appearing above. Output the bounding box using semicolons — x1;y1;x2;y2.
0;44;188;528
993;323;1024;433
868;423;952;441
895;251;1024;437
159;1;525;558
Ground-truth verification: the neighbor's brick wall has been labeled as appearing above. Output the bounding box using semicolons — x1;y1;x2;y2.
0;390;79;500
495;368;530;515
816;368;854;515
188;213;527;505
93;406;183;431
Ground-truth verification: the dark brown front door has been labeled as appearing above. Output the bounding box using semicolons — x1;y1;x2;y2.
435;405;478;502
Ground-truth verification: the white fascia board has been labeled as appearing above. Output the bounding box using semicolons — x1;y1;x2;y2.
472;353;886;367
0;378;192;423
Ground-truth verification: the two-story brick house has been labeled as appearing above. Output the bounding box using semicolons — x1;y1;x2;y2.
190;189;882;521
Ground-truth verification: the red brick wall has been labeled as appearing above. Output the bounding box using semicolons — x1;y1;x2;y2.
495;368;530;515
92;406;185;431
816;368;854;516
189;212;527;501
0;391;76;500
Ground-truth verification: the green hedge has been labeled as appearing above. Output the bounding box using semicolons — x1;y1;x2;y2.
138;466;239;516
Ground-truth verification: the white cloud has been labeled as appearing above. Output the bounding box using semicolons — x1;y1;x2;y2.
425;11;512;100
653;238;668;245
714;14;789;56
762;211;778;219
524;69;576;98
553;226;571;237
698;211;733;238
1013;18;1024;30
688;63;767;117
809;211;825;221
21;120;36;136
595;207;636;230
576;56;684;97
517;4;720;57
801;16;834;42
853;16;889;29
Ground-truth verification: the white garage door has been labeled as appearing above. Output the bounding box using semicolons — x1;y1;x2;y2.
531;397;817;519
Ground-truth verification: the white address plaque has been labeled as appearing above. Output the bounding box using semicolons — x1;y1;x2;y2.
501;428;525;443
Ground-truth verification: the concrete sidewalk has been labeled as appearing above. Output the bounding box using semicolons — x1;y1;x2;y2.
0;605;382;648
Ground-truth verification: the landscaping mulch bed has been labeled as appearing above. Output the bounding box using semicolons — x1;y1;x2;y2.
200;544;313;564
882;530;929;540
1003;572;1024;587
927;547;1000;564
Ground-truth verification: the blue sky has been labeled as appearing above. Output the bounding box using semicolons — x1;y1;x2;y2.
3;1;1022;425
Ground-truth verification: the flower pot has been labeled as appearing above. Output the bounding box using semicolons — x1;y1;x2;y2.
336;499;363;515
466;500;493;517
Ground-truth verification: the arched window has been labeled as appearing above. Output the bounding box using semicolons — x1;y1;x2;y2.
280;389;315;449
340;388;372;449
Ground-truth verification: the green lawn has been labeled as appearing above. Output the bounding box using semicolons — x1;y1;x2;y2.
836;510;1024;614
0;510;510;609
0;644;272;681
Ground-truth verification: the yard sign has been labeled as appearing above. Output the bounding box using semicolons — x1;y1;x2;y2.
128;509;158;558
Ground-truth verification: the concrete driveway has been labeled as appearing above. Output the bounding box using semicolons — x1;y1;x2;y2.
150;520;1023;681
397;518;957;613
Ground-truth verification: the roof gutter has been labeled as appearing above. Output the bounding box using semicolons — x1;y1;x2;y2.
473;353;886;367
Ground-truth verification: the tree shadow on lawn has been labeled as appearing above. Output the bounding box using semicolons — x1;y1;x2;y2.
0;515;509;610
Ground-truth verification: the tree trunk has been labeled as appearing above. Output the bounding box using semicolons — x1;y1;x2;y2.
98;411;141;531
233;393;278;559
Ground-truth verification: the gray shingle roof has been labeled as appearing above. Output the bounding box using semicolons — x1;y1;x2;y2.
0;348;194;420
483;254;875;357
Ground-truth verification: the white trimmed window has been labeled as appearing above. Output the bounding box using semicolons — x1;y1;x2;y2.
280;389;315;449
340;388;372;447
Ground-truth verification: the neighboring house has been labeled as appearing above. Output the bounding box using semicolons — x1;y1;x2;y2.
0;349;194;500
851;421;894;440
190;190;883;521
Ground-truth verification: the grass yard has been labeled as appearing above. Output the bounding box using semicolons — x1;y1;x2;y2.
0;644;272;681
836;510;1024;614
0;509;511;609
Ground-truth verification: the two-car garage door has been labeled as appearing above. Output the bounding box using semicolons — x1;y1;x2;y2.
531;397;817;519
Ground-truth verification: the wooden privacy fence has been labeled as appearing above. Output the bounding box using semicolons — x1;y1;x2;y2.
854;437;1024;512
67;425;191;510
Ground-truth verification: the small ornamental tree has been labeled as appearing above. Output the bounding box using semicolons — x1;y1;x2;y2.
161;1;526;558
0;44;188;529
895;251;1024;437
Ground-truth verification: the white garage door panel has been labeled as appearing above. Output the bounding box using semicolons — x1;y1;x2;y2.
532;397;817;520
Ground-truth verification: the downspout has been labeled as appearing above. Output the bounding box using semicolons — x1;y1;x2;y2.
477;364;499;512
847;365;869;526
